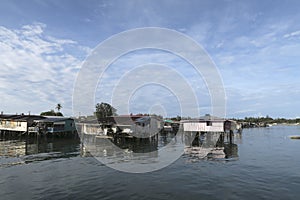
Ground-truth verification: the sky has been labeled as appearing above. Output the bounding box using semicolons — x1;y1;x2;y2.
1;0;300;118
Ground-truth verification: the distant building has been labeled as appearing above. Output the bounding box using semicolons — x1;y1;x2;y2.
163;119;180;132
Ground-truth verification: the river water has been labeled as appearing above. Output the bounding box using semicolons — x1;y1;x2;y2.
0;125;300;199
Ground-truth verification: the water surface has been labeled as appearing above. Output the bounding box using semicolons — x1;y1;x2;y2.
1;126;300;199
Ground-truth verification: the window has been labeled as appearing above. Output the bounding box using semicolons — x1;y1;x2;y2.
206;121;212;126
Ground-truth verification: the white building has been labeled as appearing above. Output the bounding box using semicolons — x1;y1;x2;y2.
0;114;45;133
181;114;226;132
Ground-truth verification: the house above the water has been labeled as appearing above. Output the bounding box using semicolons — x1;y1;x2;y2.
0;113;76;136
30;116;76;135
76;115;163;136
0;114;45;133
181;114;239;133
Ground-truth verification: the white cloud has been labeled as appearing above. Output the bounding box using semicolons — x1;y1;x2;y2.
20;23;45;36
0;23;91;115
283;30;300;38
91;49;212;117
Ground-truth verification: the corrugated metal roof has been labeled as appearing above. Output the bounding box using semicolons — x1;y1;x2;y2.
164;119;174;123
34;116;73;123
0;114;45;121
135;116;150;123
181;115;225;123
97;116;143;125
199;115;224;121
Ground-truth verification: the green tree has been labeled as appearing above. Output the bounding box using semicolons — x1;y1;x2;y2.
56;103;62;112
95;102;117;122
171;115;182;121
40;109;63;116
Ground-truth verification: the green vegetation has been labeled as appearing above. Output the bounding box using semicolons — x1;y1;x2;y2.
40;103;64;116
233;115;300;124
166;115;300;125
170;115;182;121
56;103;62;112
40;109;63;116
95;102;117;121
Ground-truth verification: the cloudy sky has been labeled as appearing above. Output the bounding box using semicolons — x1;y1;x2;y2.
1;0;300;118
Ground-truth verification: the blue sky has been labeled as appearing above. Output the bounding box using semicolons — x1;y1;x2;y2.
1;0;300;118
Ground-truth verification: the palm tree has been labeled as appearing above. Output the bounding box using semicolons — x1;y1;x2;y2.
56;103;62;112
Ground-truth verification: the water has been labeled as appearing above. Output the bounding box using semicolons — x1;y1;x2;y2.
1;126;300;199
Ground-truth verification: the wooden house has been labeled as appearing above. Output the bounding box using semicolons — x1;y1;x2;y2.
181;114;226;133
77;115;163;137
31;116;76;134
132;116;163;137
0;114;44;133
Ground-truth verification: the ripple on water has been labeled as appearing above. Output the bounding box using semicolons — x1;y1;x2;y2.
1;127;300;200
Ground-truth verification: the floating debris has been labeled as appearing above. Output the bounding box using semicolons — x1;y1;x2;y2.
290;135;300;139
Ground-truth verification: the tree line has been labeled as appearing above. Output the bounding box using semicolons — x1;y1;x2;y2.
233;116;300;124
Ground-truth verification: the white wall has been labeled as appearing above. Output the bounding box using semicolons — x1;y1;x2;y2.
205;122;224;132
183;122;206;132
0;120;27;132
183;121;224;132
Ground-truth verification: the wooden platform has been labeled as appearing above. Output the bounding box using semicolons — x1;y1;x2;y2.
95;135;113;139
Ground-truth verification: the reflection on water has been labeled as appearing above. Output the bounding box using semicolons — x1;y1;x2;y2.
184;132;239;160
80;134;161;165
0;131;239;168
80;131;239;164
0;139;26;157
0;135;80;167
1;126;300;200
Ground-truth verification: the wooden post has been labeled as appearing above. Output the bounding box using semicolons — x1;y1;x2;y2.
229;130;233;144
